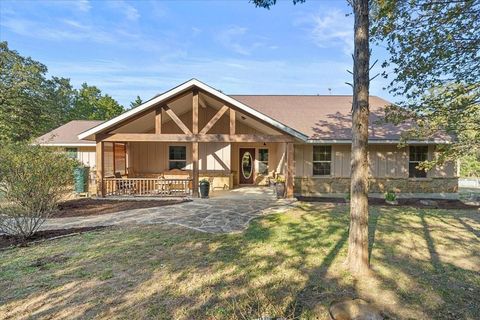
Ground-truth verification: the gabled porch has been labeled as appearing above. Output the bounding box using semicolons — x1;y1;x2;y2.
81;80;298;198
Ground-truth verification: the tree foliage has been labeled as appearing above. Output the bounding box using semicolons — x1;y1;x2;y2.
0;42;125;142
129;95;143;109
460;152;480;177
372;0;480;166
251;0;305;9
0;142;77;239
0;42;74;141
69;83;124;120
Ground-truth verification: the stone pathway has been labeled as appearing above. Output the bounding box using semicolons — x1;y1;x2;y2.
41;198;297;234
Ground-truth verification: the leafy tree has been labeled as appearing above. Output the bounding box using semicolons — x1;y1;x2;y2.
0;42;125;141
0;142;77;240
460;153;480;177
253;0;371;274
43;77;76;132
130;95;143;109
69;83;124;120
0;42;74;142
372;0;480;168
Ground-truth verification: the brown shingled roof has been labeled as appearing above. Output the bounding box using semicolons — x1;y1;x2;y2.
231;95;413;140
36;120;103;146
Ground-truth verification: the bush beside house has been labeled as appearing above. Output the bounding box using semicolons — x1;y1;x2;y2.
0;143;77;240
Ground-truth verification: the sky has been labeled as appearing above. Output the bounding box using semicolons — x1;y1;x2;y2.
0;0;392;107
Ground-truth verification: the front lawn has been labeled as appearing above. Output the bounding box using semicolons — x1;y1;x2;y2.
1;203;479;319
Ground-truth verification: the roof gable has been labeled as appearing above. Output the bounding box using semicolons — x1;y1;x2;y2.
78;79;308;141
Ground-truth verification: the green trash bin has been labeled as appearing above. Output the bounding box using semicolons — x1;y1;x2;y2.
74;167;90;193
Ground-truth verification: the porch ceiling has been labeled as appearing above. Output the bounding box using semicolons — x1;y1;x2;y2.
112;93;193;134
78;79;308;141
111;90;282;136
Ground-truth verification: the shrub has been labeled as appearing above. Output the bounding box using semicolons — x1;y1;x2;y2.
460;152;480;177
385;190;397;202
0;142;77;240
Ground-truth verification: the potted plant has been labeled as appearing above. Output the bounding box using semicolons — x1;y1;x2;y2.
275;176;286;198
385;190;398;205
199;179;210;198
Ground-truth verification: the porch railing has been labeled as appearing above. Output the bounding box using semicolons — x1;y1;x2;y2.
103;178;192;197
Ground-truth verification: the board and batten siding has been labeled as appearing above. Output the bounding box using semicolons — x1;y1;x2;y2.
294;144;456;178
76;146;96;168
128;141;231;174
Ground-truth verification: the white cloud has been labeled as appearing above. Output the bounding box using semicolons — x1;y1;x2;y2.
216;26;275;56
296;9;353;55
191;27;202;36
75;0;92;12
217;26;251;55
0;17;116;43
62;19;89;29
109;0;140;21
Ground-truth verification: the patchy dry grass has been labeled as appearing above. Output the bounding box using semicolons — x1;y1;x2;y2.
0;203;479;319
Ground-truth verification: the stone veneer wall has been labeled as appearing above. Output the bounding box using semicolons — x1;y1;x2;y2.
294;177;458;196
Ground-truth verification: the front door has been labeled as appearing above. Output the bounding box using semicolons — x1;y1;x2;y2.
239;148;255;184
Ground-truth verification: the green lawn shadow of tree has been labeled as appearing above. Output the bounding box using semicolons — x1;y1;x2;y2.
1;204;479;319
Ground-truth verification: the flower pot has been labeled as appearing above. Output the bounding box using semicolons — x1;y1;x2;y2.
199;180;210;198
275;182;285;199
385;199;398;205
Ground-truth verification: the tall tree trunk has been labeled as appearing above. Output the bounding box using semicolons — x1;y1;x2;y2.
347;0;370;274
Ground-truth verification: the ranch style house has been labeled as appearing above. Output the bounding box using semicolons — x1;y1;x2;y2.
36;79;458;198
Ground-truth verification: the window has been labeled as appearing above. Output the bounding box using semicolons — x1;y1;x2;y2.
409;146;428;178
65;147;77;159
258;148;269;175
313;145;331;176
169;146;187;170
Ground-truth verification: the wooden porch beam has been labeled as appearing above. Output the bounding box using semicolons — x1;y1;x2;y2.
155;107;162;134
229;108;235;135
103;133;195;142
163;106;192;135
95;140;104;197
192;142;199;197
199;134;294;143
192;90;199;134
198;95;208;109
101;133;295;143
200;105;229;135
286;142;294;198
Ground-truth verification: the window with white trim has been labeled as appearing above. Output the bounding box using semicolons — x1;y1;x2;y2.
313;145;331;176
258;148;269;175
169;146;187;170
409;146;428;178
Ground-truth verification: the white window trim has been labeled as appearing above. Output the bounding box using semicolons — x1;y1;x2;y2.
312;145;332;177
408;145;429;179
257;148;269;176
168;145;187;170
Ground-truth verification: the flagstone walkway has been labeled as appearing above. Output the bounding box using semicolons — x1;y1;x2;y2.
41;197;297;234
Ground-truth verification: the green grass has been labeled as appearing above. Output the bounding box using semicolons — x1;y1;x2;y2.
1;203;479;319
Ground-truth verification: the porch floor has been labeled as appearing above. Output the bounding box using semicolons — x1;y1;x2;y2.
208;186;276;200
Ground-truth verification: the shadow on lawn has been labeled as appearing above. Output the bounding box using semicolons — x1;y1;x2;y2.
369;208;480;319
1;205;479;319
